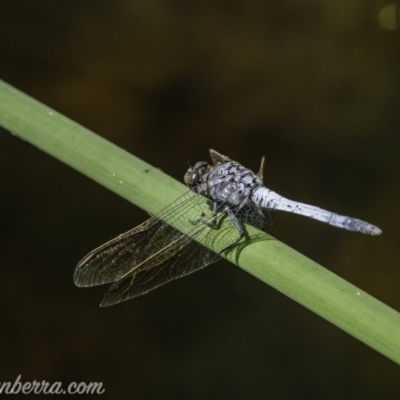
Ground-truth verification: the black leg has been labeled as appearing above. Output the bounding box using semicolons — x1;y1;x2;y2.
218;206;244;255
189;201;218;227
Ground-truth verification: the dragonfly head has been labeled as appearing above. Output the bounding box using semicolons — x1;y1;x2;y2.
184;161;211;189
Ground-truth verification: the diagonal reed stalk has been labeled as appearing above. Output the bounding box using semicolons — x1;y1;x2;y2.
0;79;399;365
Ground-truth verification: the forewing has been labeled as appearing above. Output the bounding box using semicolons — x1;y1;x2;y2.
100;235;219;306
75;190;213;288
74;218;182;287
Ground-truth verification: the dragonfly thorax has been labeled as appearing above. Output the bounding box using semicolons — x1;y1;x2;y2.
187;160;263;208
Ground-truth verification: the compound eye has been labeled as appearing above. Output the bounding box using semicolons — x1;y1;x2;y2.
188;171;198;186
185;161;209;188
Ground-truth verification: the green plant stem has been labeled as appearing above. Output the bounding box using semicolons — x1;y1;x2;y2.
1;79;399;365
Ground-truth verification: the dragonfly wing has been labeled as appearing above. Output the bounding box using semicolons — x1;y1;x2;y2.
209;149;232;165
237;204;272;230
262;210;273;228
100;235;219;306
74;218;181;287
74;190;210;287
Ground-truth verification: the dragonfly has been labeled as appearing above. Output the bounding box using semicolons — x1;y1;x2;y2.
74;149;381;306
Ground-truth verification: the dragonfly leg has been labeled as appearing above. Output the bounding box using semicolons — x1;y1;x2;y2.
190;202;245;255
218;206;244;255
189;201;219;227
189;213;203;225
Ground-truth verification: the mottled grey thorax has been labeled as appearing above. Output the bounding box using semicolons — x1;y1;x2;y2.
200;161;263;207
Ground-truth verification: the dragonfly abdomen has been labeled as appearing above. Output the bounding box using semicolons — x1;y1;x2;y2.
251;187;381;235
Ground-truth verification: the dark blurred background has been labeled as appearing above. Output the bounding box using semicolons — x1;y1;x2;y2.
0;1;399;399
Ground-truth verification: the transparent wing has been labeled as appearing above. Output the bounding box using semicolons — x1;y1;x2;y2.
99;201;270;306
74;218;177;287
237;204;272;230
74;191;211;288
100;234;219;306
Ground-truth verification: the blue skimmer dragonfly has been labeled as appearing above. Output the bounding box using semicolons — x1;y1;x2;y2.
74;149;381;306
